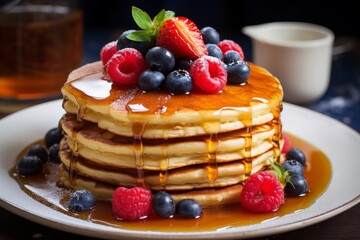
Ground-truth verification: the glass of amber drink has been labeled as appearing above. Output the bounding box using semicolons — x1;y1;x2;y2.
0;0;83;112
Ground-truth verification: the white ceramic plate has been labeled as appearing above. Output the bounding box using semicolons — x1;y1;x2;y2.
0;100;359;240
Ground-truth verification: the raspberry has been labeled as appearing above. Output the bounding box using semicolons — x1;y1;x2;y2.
112;187;152;221
281;132;292;154
100;41;118;66
218;40;245;60
189;56;227;93
240;172;284;212
106;48;147;85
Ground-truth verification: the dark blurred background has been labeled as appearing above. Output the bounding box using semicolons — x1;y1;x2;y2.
78;0;360;63
80;0;359;37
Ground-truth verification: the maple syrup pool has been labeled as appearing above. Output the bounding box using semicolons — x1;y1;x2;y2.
9;133;331;232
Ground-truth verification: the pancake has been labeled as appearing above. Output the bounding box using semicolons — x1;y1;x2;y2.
59;137;275;190
60;114;276;170
58;165;244;207
58;59;284;207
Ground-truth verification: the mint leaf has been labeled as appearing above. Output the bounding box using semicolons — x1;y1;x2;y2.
164;10;175;19
132;6;153;30
127;29;153;42
154;9;166;26
268;159;290;188
128;6;176;42
270;160;285;177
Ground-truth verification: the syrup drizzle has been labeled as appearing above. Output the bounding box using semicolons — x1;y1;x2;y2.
270;102;283;163
160;130;169;187
126;93;172;187
242;107;253;177
207;132;219;182
127;100;149;188
156;95;171;187
131;120;146;187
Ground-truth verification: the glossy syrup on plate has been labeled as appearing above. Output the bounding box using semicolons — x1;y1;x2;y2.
10;133;332;232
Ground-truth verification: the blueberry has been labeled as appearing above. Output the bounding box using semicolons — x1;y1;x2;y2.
286;148;307;166
166;70;193;95
27;144;48;163
200;26;220;44
285;175;309;196
17;155;43;176
176;58;193;70
49;143;60;163
117;29;155;56
145;46;175;74
44;127;62;148
223;50;241;64
176;199;202;218
226;61;250;85
138;70;165;92
206;44;223;60
69;190;96;212
281;159;304;176
152;191;175;218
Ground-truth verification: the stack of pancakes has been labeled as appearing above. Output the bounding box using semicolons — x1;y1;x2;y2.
58;61;284;207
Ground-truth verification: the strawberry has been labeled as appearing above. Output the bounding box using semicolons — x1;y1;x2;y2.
106;48;147;85
156;17;208;59
240;171;284;212
112;187;152;221
189;56;227;93
122;7;207;60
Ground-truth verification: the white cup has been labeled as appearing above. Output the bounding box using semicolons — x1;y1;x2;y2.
242;22;334;104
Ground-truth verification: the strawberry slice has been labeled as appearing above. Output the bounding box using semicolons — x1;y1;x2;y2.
156;17;208;60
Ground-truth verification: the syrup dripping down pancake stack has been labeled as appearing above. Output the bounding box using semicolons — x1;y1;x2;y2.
58;60;284;207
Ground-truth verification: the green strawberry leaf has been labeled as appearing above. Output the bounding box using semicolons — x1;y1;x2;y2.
132;6;153;30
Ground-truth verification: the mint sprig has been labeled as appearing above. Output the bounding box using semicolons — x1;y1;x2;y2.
132;6;153;30
127;6;175;42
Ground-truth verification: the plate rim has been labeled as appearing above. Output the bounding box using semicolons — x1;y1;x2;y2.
0;99;359;240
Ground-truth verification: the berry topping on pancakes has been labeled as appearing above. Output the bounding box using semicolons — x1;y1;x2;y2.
99;6;250;94
218;39;245;61
100;40;118;66
189;56;227;93
106;48;147;85
156;16;208;59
